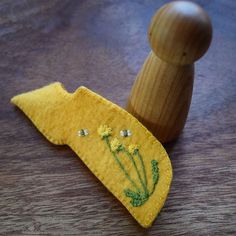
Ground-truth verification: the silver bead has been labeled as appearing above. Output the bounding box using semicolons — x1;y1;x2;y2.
120;129;132;137
78;129;89;137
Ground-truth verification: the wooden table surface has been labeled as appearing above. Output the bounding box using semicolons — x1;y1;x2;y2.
0;0;235;235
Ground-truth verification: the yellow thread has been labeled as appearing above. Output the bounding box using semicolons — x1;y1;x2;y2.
110;138;122;152
128;144;139;155
97;124;112;138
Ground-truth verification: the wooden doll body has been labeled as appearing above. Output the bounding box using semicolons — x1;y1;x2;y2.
127;1;212;143
127;52;194;142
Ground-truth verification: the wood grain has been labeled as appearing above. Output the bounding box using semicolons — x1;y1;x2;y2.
0;0;236;235
127;1;212;143
127;52;194;143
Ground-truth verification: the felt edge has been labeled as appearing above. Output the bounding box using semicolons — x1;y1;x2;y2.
71;85;173;228
11;82;173;228
10;83;66;145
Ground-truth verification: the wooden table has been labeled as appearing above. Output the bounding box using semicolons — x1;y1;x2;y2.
1;0;235;235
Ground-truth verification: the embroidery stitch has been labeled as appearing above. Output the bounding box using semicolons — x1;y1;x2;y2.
105;137;141;194
98;124;112;138
128;145;149;196
151;160;159;194
98;125;160;207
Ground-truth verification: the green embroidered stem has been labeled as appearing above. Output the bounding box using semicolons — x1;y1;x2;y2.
136;151;148;194
104;137;141;194
124;150;148;197
150;159;159;194
124;188;148;207
98;125;160;207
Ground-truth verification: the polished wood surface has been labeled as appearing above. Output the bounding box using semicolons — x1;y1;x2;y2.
0;0;235;235
127;1;212;143
127;52;194;143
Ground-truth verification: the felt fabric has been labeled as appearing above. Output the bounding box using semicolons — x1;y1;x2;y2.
11;82;172;228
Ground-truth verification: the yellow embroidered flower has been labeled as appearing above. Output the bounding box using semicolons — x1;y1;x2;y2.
97;124;112;138
110;138;123;152
128;144;139;155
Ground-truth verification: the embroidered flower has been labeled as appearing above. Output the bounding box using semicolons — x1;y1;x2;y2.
128;144;139;155
120;129;132;137
99;124;159;207
110;138;123;152
78;129;89;137
97;124;112;138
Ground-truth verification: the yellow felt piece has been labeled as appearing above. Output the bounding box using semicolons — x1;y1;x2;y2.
11;82;172;228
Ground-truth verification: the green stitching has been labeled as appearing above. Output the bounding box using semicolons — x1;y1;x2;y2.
124;150;149;197
150;159;159;194
98;125;160;207
124;189;148;207
104;136;141;194
136;151;148;192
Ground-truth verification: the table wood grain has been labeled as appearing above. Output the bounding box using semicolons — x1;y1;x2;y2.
0;0;235;235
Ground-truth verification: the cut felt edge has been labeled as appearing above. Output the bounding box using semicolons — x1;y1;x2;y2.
74;85;173;227
10;83;66;145
10;82;173;228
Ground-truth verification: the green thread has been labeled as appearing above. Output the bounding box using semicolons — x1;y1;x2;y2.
124;150;148;197
150;159;159;194
104;136;141;194
99;125;160;207
136;151;148;194
124;189;148;207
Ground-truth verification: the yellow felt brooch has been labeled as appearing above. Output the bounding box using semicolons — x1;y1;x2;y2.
11;82;172;228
